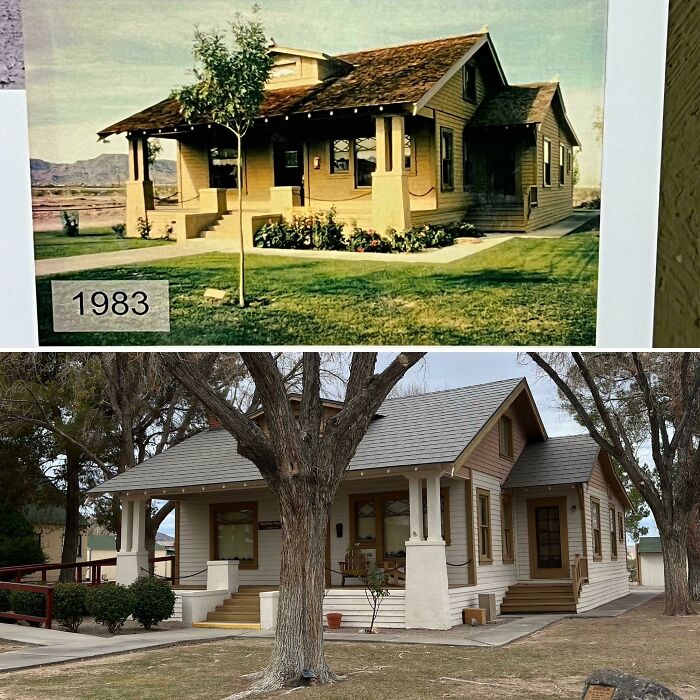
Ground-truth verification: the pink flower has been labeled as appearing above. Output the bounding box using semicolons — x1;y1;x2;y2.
358;247;365;253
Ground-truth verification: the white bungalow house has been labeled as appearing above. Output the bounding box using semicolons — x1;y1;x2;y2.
88;378;631;631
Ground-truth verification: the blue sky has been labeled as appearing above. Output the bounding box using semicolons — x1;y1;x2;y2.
157;351;656;539
23;0;607;186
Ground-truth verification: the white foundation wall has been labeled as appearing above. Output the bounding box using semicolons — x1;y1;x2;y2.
513;486;584;582
322;589;406;629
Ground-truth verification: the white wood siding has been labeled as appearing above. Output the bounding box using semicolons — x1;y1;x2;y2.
322;590;405;628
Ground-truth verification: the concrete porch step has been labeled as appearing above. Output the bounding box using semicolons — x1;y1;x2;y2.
192;622;262;630
207;611;261;623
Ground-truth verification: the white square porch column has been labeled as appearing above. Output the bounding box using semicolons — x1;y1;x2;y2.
403;471;451;629
371;115;411;234
116;497;149;586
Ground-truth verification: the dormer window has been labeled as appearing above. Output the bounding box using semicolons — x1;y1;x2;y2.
271;57;300;80
462;64;477;103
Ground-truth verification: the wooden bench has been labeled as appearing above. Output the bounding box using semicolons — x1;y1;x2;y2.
338;544;369;586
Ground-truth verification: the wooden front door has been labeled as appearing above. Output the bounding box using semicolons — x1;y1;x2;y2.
527;498;569;579
273;141;305;200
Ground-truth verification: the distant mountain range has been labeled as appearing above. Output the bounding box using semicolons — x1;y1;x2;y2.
31;154;177;187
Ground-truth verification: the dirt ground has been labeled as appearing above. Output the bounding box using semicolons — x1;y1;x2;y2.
72;617;184;638
0;640;23;653
0;0;24;89
32;189;127;231
1;598;698;700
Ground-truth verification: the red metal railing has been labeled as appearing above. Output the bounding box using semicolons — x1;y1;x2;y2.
0;555;175;585
0;581;54;628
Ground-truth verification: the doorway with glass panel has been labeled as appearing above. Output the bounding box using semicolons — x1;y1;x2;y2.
526;497;570;579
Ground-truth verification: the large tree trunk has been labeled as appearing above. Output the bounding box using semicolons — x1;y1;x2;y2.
688;505;700;601
659;521;696;615
228;487;333;698
59;449;82;582
237;132;245;308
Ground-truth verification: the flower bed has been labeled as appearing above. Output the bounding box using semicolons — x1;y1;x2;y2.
254;208;483;254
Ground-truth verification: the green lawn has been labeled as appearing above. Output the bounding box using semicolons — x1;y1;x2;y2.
35;233;599;346
34;228;173;260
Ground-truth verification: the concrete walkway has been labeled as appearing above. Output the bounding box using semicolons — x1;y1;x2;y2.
0;590;659;672
34;235;513;277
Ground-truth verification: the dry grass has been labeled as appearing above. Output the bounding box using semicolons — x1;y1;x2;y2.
1;598;698;700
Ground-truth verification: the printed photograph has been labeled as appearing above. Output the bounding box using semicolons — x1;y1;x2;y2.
0;351;698;700
24;0;607;346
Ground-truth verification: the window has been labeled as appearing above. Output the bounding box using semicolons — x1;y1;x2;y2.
354;136;377;187
477;489;492;563
331;139;350;174
440;128;454;191
501;495;514;564
499;415;513;458
559;144;566;185
610;507;618;558
350;489;451;564
567;148;572;173
462;64;477;102
618;512;625;543
543;139;552;187
463;135;473;189
404;134;413;171
271;57;299;80
209;147;240;189
591;498;602;559
211;503;258;568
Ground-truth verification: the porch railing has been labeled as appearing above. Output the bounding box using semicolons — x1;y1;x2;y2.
0;581;54;628
0;555;175;585
571;554;589;605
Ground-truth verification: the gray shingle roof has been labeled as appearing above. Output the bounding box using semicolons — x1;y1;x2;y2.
502;434;600;490
88;377;526;494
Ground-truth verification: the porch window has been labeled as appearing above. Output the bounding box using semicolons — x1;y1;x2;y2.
211;502;258;569
618;512;625;543
462;63;477;103
559;144;566;186
209;147;240;189
354;499;377;544
591;498;602;560
440;128;454;191
609;507;618;558
477;489;492;563
383;498;410;560
331;139;350;174
404;134;413;171
501;495;514;564
354;137;377;188
499;415;513;458
543;138;552;187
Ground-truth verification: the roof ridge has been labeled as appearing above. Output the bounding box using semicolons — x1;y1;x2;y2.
336;32;484;59
513;81;559;89
384;377;524;403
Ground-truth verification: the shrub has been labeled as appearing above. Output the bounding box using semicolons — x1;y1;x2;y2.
9;590;46;624
0;504;46;577
136;217;152;239
61;211;79;237
444;220;483;239
312;208;346;251
85;583;134;634
392;228;428;253
54;582;86;633
0;589;10;613
346;228;393;253
129;576;176;630
112;223;126;238
254;219;304;249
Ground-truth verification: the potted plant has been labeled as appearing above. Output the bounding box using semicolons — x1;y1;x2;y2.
326;612;343;629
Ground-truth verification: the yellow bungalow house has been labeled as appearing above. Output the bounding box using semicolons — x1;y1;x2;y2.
88;379;630;631
97;31;581;243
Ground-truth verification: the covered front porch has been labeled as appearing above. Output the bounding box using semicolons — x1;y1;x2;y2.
116;469;461;630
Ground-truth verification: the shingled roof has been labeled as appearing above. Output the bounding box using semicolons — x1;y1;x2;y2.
98;34;487;138
471;82;581;146
88;377;537;494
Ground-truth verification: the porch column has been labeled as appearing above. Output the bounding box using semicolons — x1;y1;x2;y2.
403;471;451;629
116;497;149;585
407;475;424;541
125;135;155;237
371;115;411;234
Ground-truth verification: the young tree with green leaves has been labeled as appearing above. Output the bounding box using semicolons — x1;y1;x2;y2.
171;6;274;308
528;352;700;616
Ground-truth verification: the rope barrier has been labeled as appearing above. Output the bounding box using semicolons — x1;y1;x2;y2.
33;205;126;212
303;191;372;203
409;186;436;198
140;566;207;580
